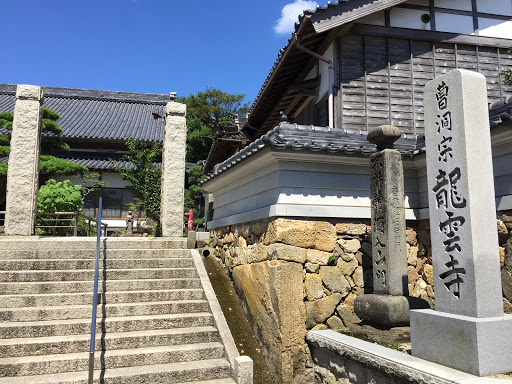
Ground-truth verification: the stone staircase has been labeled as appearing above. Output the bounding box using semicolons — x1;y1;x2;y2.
0;237;244;383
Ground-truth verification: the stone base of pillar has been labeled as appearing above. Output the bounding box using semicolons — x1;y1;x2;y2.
411;309;512;376
354;294;429;327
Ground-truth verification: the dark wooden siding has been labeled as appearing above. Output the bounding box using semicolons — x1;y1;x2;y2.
334;33;512;134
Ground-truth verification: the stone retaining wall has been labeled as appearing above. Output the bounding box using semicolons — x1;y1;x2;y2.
208;215;512;383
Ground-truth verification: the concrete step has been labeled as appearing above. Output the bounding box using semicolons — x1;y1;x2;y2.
0;249;192;260
0;258;195;271
0;268;198;282
174;380;237;384
0;326;220;358
0;237;188;251
0;300;210;322
0;278;202;295
0;358;231;383
0;342;225;376
0;312;215;339
0;289;205;307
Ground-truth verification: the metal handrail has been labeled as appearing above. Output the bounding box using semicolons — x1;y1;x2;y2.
88;197;103;384
34;211;108;236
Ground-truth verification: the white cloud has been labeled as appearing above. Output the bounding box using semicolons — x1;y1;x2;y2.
274;0;318;35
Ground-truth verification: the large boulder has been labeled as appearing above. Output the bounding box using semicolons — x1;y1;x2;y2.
305;293;342;328
304;274;324;301
319;267;351;297
306;249;331;265
335;223;366;235
232;260;306;384
267;243;307;264
337;238;361;254
262;219;336;252
244;244;268;264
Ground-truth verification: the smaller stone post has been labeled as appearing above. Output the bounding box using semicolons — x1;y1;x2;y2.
5;85;44;236
354;125;417;326
160;101;187;237
126;210;134;235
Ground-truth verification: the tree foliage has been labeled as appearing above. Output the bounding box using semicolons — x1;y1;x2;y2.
184;165;206;227
0;107;86;177
116;137;162;223
37;179;84;214
500;47;512;86
177;87;249;163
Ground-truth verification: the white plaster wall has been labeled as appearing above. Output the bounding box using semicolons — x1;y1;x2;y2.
390;7;431;30
318;45;334;103
435;0;472;11
476;0;512;16
53;175;84;185
101;172;131;188
54;171;132;189
408;0;430;6
479;19;512;38
384;1;512;38
203;149;424;228
203;128;512;228
435;12;474;34
357;11;386;26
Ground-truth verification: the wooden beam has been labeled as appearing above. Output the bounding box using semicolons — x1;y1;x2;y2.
283;94;304;116
292;96;314;118
350;24;512;48
296;89;319;97
290;76;321;90
471;0;479;35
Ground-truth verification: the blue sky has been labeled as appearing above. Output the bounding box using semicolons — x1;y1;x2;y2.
1;0;319;105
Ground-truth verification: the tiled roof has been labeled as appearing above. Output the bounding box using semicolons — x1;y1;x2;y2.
0;150;200;172
0;84;170;143
51;151;140;170
489;97;512;130
204;98;512;184
201;123;425;184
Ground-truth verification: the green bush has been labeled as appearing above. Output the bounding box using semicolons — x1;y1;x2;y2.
36;179;85;236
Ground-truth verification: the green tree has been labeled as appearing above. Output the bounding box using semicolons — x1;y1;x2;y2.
0;107;87;178
116;137;162;223
184;165;206;228
500;47;512;86
177;87;249;163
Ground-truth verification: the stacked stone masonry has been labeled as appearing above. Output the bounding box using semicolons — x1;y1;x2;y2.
208;216;512;383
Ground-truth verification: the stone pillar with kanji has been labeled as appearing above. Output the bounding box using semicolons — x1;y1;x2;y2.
410;69;512;376
353;125;424;326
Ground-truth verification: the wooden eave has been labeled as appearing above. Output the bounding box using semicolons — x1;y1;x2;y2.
204;138;252;174
245;20;329;139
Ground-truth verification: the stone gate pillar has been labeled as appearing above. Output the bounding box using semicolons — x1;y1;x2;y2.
5;85;44;236
160;101;187;237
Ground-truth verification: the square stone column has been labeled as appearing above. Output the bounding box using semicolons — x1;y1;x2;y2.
410;69;512;376
354;125;416;327
160;101;187;237
5;85;44;236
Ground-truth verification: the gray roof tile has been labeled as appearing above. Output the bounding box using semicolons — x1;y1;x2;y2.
0;84;170;143
202;122;425;184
